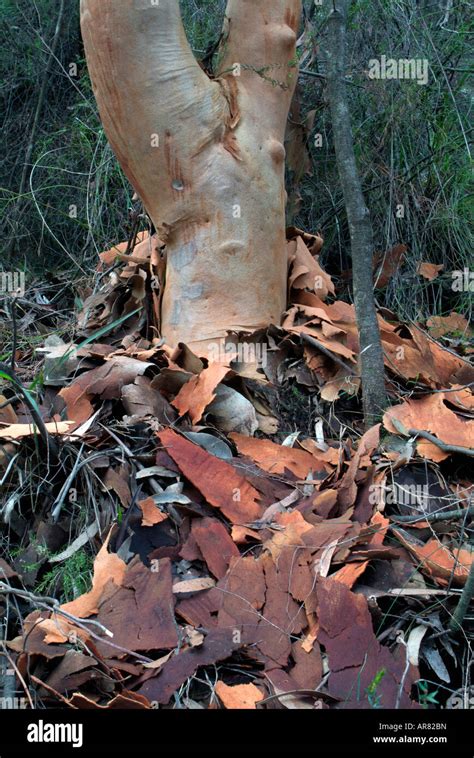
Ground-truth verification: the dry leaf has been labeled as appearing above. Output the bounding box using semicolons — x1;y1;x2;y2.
374;244;407;289
418;262;444;281
172;363;230;423
0;396;18;425
173;578;216;594
143;652;174;670
427;312;471;339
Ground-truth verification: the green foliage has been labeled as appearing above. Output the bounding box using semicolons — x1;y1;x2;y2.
366;668;386;708
35;549;94;603
179;0;225;52
417;679;440;709
300;0;473;322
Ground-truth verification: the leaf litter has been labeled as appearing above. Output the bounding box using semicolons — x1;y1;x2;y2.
1;229;473;711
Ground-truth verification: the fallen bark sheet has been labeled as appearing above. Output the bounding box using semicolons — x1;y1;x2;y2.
157;428;262;523
3;228;473;711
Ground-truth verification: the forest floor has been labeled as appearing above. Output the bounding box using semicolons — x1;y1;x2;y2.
0;228;473;711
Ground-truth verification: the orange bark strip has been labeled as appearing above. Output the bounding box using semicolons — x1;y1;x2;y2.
384;393;474;458
331;560;369;588
288;236;335;298
394;531;474;586
172;363;230;423
215;681;264;709
157;428;262;523
230;433;328;480
138;497;169;527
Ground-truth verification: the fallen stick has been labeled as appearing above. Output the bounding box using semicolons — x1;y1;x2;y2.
449;561;474;633
299;333;357;375
390;416;474;458
391;504;474;525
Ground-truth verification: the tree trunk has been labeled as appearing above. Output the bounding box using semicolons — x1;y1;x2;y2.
80;0;302;355
320;0;387;427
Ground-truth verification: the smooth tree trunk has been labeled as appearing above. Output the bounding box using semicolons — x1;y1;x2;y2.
80;0;302;355
320;0;387;427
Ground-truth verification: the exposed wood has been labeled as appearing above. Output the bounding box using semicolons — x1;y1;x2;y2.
80;0;302;354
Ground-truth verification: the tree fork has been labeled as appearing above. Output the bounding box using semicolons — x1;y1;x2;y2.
80;0;302;355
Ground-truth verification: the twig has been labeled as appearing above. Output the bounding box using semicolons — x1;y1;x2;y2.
409;321;473;369
409;429;474;458
0;617;16;706
0;452;19;487
51;446;126;522
50;442;85;521
448;562;474;634
389;417;474;458
395;634;411;710
299;332;357;375
421;383;474;395
439;0;453;27
299;68;365;89
10;297;17;372
51;442;124;529
0;582;108;636
5;0;66;259
390;504;474;525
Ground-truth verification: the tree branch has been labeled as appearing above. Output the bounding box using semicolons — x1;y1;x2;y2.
80;0;226;232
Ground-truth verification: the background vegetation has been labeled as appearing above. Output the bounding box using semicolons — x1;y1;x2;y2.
1;0;472;323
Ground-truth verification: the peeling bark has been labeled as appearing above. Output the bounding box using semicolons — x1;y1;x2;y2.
80;0;302;353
